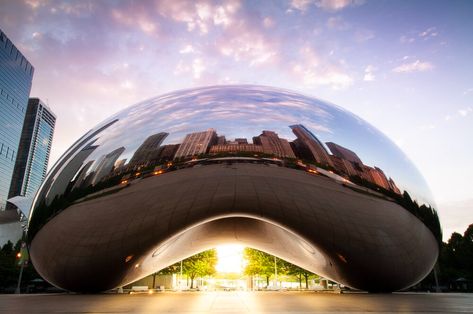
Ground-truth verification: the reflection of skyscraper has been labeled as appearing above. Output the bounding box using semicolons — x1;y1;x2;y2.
326;142;363;165
209;144;263;154
0;30;34;211
369;167;390;190
129;132;168;166
9;98;56;199
253;131;295;158
45;144;98;205
290;125;333;167
388;177;401;194
91;147;126;185
174;129;217;159
71;160;94;191
157;144;180;161
217;136;226;145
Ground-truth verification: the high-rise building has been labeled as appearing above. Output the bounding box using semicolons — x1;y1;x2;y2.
290;125;333;167
253;130;295;158
326;142;363;165
174;129;217;159
9;98;55;199
0;29;34;211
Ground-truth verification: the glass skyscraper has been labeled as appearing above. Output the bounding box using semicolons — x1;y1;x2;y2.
0;29;34;211
9;98;55;199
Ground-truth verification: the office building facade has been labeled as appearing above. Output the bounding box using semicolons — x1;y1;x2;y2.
0;29;34;211
9;98;56;199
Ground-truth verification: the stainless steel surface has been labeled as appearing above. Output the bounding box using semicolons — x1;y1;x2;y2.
27;85;441;292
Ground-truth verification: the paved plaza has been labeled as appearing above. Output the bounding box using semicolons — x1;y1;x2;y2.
1;291;472;313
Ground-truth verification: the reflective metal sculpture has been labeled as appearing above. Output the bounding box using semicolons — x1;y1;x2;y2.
26;85;441;292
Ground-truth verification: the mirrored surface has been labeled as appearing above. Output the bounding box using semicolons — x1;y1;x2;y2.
27;85;441;292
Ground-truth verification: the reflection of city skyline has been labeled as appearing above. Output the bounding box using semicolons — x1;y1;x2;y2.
81;124;401;196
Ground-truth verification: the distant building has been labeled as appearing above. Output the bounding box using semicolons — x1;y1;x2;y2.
326;142;363;165
0;29;34;211
209;144;263;154
290;125;333;167
9;98;55;199
129;133;168;167
253;130;295;158
174;129;217;159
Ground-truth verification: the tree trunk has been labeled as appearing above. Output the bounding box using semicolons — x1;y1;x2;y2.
152;273;156;289
304;274;309;289
190;276;195;289
298;274;302;289
266;275;269;287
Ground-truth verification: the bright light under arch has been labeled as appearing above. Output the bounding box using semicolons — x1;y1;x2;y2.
215;244;245;273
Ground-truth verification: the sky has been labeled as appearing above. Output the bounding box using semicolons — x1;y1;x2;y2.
0;0;472;241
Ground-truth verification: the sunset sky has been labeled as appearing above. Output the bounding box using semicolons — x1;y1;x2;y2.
0;0;472;240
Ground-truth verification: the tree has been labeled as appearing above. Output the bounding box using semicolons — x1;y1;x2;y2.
243;248;275;286
182;249;217;289
282;261;317;289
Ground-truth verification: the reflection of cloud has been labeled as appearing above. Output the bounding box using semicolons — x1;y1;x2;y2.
393;60;433;73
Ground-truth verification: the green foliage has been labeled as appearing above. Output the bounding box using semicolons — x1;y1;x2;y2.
243;248;317;288
418;224;473;291
243;248;275;285
159;249;217;288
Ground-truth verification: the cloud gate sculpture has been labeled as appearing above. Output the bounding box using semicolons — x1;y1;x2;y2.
25;85;441;292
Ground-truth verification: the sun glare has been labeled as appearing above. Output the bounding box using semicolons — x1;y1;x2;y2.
215;244;245;273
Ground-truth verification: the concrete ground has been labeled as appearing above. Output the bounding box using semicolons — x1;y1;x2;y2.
1;291;472;313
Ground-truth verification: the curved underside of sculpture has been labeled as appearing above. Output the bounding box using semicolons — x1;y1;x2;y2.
29;163;438;292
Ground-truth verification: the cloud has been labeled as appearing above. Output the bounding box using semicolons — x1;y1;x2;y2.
326;16;350;30
156;0;240;34
292;46;353;89
458;107;472;117
354;29;374;42
217;24;278;67
363;65;376;81
290;0;365;12
400;35;415;44
179;44;196;54
419;27;438;39
263;17;275;28
392;60;434;73
463;88;473;95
